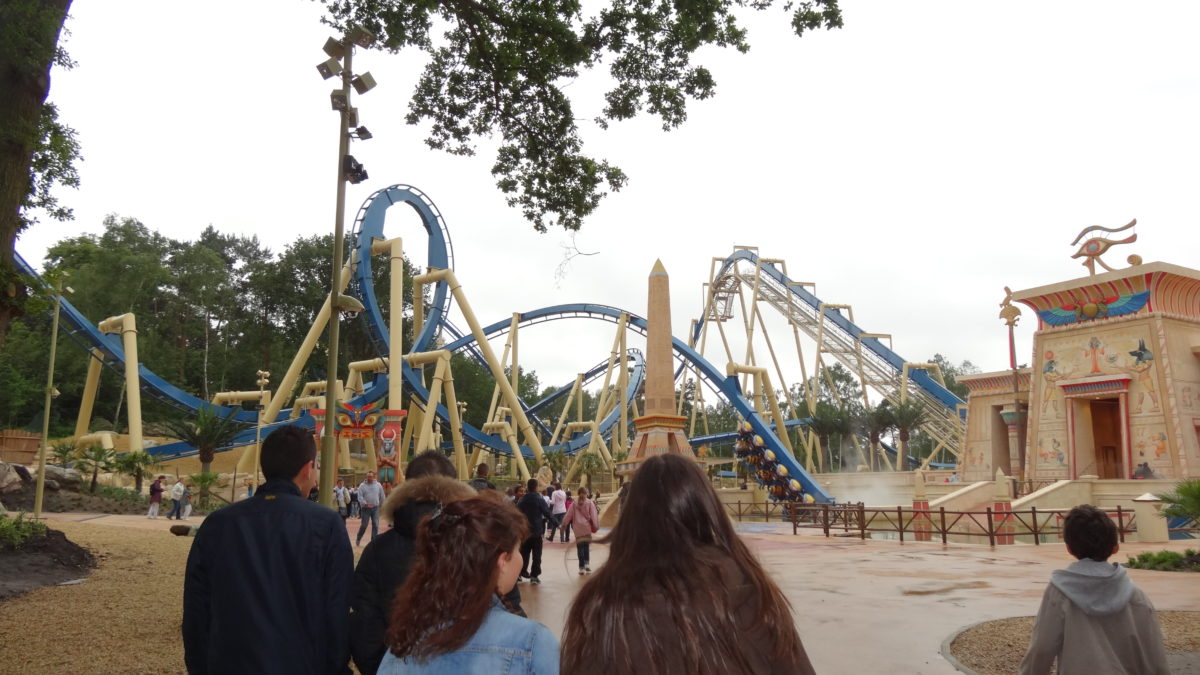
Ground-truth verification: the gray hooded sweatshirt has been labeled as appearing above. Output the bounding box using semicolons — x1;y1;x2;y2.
1019;558;1170;674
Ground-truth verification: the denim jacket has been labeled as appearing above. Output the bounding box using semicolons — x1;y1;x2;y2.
377;599;559;674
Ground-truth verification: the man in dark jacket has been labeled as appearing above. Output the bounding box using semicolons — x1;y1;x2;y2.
516;478;553;584
182;425;353;674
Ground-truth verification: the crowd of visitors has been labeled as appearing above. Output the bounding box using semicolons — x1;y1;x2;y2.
180;424;1169;674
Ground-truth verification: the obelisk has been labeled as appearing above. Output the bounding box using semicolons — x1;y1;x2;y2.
617;260;694;477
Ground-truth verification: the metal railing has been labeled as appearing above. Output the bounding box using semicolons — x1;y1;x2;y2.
786;503;1136;545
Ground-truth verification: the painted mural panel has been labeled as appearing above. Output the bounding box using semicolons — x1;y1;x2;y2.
1036;325;1162;418
1130;423;1171;474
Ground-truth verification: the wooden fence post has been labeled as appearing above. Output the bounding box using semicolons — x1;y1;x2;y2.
986;507;996;547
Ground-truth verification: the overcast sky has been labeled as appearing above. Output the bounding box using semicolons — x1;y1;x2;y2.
19;1;1200;395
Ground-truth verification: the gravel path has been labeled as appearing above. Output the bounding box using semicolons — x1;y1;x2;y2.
949;612;1200;674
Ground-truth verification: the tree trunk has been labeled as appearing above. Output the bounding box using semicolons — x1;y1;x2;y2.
90;467;98;492
0;0;73;348
134;473;143;493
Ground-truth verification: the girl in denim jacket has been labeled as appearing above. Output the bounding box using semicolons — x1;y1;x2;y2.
379;497;559;674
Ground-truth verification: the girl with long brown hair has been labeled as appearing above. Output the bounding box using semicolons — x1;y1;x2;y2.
561;454;815;674
379;497;559;674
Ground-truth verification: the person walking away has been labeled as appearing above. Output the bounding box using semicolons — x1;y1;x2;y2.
548;483;568;542
146;475;165;518
357;471;385;546
561;454;815;675
468;462;496;491
563;487;599;574
180;482;193;520
182;424;353;674
351;451;474;674
168;477;186;520
562;492;574;542
349;486;360;518
377;497;558;674
333;477;351;524
516;479;553;584
1019;504;1169;674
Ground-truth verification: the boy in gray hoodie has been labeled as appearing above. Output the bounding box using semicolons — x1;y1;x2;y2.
1019;504;1170;674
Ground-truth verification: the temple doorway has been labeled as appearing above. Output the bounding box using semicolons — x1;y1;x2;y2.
1090;398;1123;479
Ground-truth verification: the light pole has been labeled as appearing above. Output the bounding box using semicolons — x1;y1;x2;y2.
318;27;376;507
252;370;270;494
34;274;71;520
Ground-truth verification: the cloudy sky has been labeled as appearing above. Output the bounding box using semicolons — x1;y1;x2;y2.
19;1;1200;395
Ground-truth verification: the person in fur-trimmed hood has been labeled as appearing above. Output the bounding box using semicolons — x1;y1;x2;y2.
350;452;476;674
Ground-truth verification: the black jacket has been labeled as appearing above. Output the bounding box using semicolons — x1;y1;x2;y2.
517;491;554;535
349;475;475;675
182;479;353;674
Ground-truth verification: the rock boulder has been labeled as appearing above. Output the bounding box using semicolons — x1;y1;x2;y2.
41;465;84;490
0;462;22;494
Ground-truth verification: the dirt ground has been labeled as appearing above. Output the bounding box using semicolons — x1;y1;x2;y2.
949;612;1200;675
0;527;95;601
0;520;194;674
3;483;149;516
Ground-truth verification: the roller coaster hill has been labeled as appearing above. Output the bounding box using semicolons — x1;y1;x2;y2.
19;185;967;505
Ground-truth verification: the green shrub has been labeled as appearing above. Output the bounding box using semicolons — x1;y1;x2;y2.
0;513;49;550
93;485;147;503
1126;548;1200;572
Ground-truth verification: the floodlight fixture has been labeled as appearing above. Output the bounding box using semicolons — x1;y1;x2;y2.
323;37;346;59
330;90;348;110
346;107;359;127
353;126;372;140
351;72;377;95
343;155;368;184
335;293;366;317
346;25;376;49
316;57;343;80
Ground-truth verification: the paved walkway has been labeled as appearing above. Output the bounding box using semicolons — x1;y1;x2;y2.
41;512;1200;674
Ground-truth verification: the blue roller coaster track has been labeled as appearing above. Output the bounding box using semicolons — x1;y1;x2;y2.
18;184;984;503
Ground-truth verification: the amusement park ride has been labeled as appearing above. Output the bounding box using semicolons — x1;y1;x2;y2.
15;180;982;506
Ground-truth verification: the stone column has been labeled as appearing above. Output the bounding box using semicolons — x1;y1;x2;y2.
1132;493;1170;543
993;468;1014;545
912;469;931;542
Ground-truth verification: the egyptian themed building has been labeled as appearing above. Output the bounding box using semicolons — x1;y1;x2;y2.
959;223;1200;483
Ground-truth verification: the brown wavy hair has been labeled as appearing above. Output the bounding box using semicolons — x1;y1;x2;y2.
561;454;807;674
385;497;529;662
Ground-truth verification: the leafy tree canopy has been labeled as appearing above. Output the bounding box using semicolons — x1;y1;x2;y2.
319;0;842;232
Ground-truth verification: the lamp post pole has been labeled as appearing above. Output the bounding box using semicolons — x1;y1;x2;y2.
253;370;270;494
34;276;67;520
320;40;354;508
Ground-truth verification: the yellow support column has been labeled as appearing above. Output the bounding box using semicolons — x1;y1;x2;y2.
74;348;104;437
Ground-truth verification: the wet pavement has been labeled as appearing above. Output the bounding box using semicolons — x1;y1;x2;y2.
43;512;1200;674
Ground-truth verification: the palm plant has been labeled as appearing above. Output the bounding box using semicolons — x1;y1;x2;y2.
49;442;76;468
1158;479;1200;525
74;444;117;493
890;399;930;471
860;402;896;471
541;449;568;481
187;472;224;510
114;450;157;493
804;402;852;472
574;451;607;491
156;407;245;501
